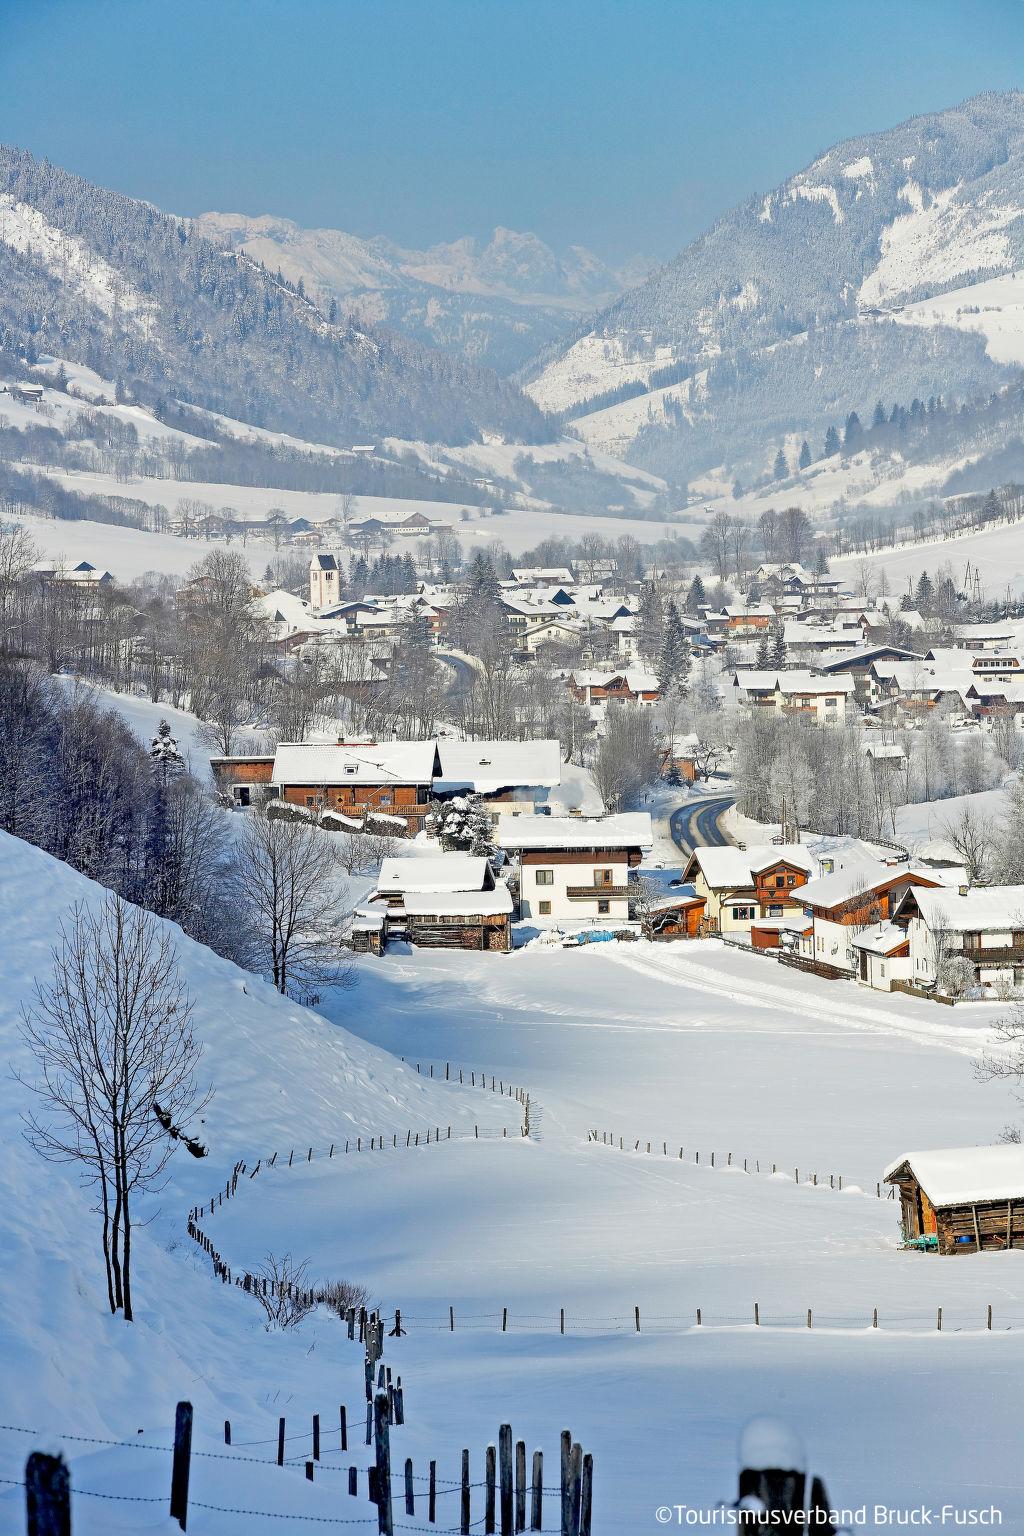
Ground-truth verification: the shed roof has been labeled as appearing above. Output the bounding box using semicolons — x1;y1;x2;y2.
404;887;512;916
377;856;491;894
884;1147;1024;1207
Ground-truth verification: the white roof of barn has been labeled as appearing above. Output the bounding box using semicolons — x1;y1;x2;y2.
403;887;513;916
435;740;562;793
903;884;1024;932
495;812;653;852
272;740;438;785
884;1146;1024;1207
377;856;492;894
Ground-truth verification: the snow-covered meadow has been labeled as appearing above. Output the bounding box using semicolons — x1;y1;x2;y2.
4;811;1024;1530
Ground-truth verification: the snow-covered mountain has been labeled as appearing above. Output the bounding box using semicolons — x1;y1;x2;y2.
193;212;646;374
0;149;555;449
525;91;1024;483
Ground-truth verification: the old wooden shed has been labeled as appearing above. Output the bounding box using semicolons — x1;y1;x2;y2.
884;1147;1024;1254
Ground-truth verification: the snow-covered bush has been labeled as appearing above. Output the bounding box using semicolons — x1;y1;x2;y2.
425;795;496;856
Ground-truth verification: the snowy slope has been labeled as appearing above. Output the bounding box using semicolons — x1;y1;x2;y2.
5;826;1024;1527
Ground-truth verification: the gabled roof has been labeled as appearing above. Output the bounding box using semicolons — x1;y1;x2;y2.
495;812;653;852
377;856;493;894
688;844;814;890
272;740;439;785
850;921;910;956
884;1147;1024;1207
435;740;562;793
799;861;936;910
897;883;1024;932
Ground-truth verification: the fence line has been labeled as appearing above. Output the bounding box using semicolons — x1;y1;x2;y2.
585;1129;898;1202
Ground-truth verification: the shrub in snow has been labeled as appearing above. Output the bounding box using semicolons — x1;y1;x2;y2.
322;1278;372;1321
254;1253;316;1330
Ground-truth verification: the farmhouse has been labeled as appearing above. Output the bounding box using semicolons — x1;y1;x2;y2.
892;883;1024;989
496;813;653;926
271;741;439;834
366;856;512;952
681;845;815;938
884;1147;1024;1254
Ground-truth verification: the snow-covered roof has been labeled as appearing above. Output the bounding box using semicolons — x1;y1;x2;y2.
350;908;385;932
884;1147;1024;1206
435;740;562;793
571;669;660;692
272;740;439;785
798;860;907;909
902;884;1024;932
404;887;512;917
495;813;653;852
647;883;705;914
733;670;855;696
689;844;813;890
850;921;909;956
377;856;491;894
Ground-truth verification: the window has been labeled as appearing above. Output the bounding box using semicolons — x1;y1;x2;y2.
306;795;315;807
535;870;554;886
597;899;610;915
380;793;392;806
731;906;755;921
595;868;614;886
538;900;551;915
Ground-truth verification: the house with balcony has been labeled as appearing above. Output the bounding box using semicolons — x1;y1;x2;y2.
892;883;1024;990
681;845;815;939
495;813;653;927
799;862;942;976
731;669;855;723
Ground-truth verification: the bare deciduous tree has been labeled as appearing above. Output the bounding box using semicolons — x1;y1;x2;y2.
941;805;996;886
19;895;209;1320
236;803;352;999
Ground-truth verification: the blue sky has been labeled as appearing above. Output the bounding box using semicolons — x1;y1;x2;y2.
3;0;1024;262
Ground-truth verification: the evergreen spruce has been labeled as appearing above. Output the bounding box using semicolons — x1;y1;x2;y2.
823;424;840;456
798;439;811;469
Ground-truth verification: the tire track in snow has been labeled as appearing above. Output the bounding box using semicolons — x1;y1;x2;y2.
604;946;988;1057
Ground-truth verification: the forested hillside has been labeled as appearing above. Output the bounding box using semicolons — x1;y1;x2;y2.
0;149;555;448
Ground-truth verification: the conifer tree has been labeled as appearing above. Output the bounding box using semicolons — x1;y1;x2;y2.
684;573;706;616
824;425;840;456
773;448;787;480
798;440;811;469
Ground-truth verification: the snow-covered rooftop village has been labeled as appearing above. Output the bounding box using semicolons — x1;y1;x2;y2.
15;7;1024;1532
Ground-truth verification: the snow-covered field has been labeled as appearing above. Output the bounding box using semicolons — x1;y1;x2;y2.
831;516;1024;597
4;808;1024;1530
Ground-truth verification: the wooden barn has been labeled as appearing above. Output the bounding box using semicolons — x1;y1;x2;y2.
884;1147;1024;1254
368;856;512;953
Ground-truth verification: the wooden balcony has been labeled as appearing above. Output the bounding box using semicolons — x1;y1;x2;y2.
565;885;631;901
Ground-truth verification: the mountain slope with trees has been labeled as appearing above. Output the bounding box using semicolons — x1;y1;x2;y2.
526;91;1024;481
0;148;555;449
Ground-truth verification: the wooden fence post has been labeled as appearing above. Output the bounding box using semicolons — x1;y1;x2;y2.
486;1443;497;1534
429;1459;437;1524
450;1305;455;1332
560;1430;572;1536
988;1304;993;1330
374;1391;394;1536
634;1305;640;1333
462;1449;471;1536
278;1417;286;1467
499;1424;514;1536
170;1400;193;1531
25;1451;70;1536
349;1467;358;1497
224;1420;231;1445
313;1413;320;1460
570;1443;582;1535
405;1458;415;1516
394;1379;405;1426
341;1405;348;1452
580;1453;594;1536
305;1461;314;1482
531;1450;543;1532
515;1440;526;1533
560;1307;565;1336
